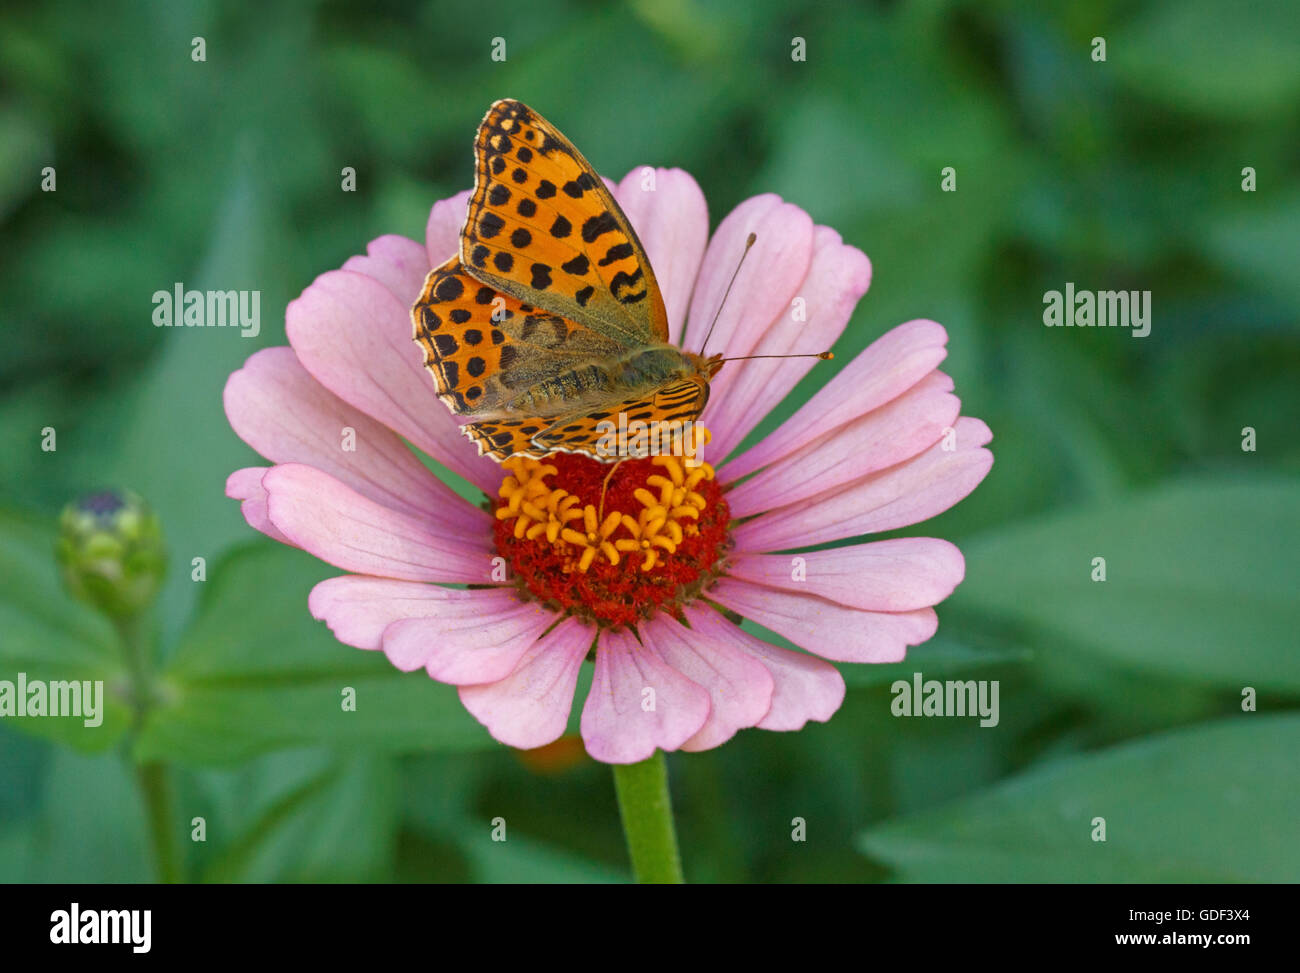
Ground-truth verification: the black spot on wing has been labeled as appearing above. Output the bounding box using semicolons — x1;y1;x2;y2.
609;268;646;304
478;212;505;239
435;275;464;301
439;360;458;390
598;242;634;267
581;211;618;243
561;254;589;275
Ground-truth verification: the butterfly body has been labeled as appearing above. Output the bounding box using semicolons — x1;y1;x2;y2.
413;99;724;462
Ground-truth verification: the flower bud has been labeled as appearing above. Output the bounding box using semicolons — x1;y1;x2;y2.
56;489;166;619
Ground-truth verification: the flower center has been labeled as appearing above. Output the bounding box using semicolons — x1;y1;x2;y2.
492;429;730;628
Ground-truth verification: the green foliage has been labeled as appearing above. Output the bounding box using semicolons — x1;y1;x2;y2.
859;716;1300;882
136;543;496;764
952;479;1300;689
0;0;1295;882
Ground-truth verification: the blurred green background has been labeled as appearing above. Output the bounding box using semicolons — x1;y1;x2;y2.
2;0;1298;882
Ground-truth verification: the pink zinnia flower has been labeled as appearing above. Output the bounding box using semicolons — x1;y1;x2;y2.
223;170;992;764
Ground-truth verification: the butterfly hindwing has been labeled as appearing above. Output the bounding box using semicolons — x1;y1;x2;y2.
530;378;709;458
463;379;707;462
413;257;625;416
461;99;670;346
461;416;553;462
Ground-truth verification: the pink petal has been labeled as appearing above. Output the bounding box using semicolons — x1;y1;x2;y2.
308;576;512;650
263;463;493;583
580;628;712;764
725;371;958;516
723;319;950;481
638;613;774;752
682;604;844;732
613;167;709;345
726;538;965;612
703;226;871;462
425;189;472;268
285;268;501;493
224;346;476;520
383;595;555;685
733;416;993;552
458;616;594;750
225;467;291;545
684;196;814;438
341;234;430;308
707;576;937;663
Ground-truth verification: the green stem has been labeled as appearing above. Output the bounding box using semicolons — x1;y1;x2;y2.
112;612;153;725
612;751;685;884
112;612;183;883
135;761;182;883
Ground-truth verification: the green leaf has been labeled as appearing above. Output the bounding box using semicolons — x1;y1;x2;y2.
0;749;152;882
859;715;1300;882
136;541;496;764
459;827;628;884
199;750;399;883
0;508;132;750
951;479;1300;690
838;636;1031;688
1203;190;1300;315
1113;0;1300;118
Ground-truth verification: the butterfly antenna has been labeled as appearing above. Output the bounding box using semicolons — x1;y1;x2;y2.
699;232;758;356
717;350;835;363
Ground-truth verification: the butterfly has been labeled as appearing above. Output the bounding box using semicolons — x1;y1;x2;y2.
411;99;724;463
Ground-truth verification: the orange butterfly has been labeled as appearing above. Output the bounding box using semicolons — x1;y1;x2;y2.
411;99;724;463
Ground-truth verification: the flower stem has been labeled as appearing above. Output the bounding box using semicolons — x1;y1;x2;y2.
612;751;685;884
112;612;182;883
135;760;182;883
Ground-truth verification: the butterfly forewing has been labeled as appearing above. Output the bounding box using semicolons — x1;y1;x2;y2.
412;100;718;464
461;99;670;346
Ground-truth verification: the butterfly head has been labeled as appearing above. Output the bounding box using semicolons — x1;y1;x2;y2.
689;351;725;381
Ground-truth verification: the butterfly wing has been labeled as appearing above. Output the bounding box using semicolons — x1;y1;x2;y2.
463;378;709;462
461;99;670;346
413;257;625;417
